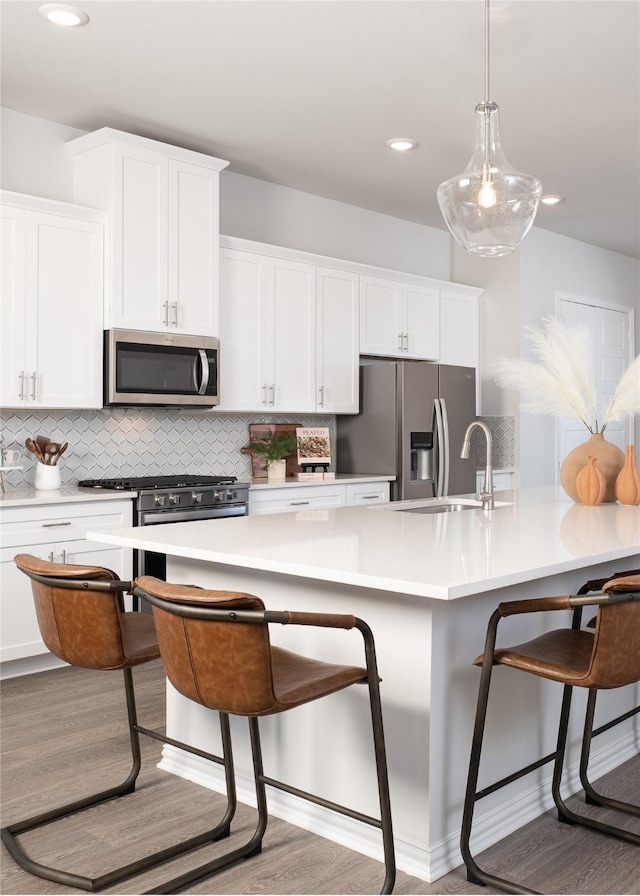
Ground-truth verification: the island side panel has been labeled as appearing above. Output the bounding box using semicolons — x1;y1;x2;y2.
163;554;437;879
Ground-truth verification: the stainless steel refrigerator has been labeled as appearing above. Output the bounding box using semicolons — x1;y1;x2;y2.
336;361;477;501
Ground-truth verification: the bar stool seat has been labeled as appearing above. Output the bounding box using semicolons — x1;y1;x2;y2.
2;554;238;893
133;574;396;895
460;572;640;895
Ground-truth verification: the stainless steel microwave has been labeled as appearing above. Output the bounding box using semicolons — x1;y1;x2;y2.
104;329;220;408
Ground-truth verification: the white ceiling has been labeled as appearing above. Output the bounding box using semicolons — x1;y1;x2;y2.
1;0;639;259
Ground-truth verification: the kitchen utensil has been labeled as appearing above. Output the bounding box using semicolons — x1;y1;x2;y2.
36;435;50;455
48;442;68;465
42;441;62;465
25;438;46;464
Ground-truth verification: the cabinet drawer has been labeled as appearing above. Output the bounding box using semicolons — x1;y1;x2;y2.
249;485;347;515
345;482;390;505
1;502;133;548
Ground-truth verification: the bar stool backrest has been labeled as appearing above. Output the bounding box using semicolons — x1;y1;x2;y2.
591;575;640;689
14;553;125;670
135;575;278;715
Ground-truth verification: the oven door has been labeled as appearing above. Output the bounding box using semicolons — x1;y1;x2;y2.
105;329;219;408
135;503;247;610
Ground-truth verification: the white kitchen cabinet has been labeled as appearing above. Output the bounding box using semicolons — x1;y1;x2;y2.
359;274;439;360
0;499;133;675
68;128;228;336
316;267;359;414
249;479;390;515
0;192;104;409
439;289;479;369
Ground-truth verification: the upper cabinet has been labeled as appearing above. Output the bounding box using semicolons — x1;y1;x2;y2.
439;289;480;369
360;274;439;360
67;128;229;336
1;192;105;409
217;240;359;414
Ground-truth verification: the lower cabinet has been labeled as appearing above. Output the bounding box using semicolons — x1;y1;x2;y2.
249;480;390;516
0;500;133;674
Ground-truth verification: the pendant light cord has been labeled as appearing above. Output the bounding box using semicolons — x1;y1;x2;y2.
484;0;490;103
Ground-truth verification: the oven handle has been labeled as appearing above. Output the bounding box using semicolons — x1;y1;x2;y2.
139;504;247;525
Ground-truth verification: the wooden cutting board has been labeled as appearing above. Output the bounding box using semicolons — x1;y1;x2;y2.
244;423;302;479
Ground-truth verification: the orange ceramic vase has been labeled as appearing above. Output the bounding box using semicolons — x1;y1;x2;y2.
615;444;640;505
560;433;625;503
576;456;606;506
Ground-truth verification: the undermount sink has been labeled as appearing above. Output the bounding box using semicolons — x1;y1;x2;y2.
399;502;480;514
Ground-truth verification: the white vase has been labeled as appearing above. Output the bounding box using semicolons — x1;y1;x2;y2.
34;462;62;490
267;459;287;481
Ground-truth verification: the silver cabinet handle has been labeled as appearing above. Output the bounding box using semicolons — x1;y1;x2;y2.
398;333;403;351
318;385;324;407
60;549;67;564
30;371;37;401
404;332;409;351
290;500;310;506
42;521;72;528
359;494;380;500
269;384;275;406
162;301;169;326
171;302;178;327
18;371;25;401
48;551;54;562
262;383;268;405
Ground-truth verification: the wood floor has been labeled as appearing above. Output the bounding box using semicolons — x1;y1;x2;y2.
1;660;638;895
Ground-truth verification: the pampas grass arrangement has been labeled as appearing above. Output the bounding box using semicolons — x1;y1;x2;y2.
494;316;640;433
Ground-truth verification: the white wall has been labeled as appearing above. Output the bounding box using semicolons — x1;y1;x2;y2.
1;107;451;280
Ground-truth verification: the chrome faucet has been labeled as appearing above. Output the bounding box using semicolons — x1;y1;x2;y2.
461;421;494;511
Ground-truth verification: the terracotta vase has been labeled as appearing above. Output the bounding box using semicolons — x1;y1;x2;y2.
576;456;606;506
615;444;640;505
560;433;625;503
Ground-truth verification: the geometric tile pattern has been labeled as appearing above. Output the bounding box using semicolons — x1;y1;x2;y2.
476;415;516;469
0;409;337;488
2;409;511;489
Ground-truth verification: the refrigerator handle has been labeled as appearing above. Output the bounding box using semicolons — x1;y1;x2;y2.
440;398;450;497
434;399;445;497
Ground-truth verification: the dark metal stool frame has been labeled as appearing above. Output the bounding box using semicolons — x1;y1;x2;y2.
1;569;238;893
460;585;640;896
135;582;396;896
576;569;640;813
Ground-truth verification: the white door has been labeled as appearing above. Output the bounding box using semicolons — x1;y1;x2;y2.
168;160;219;335
557;297;632;467
316;267;359;414
359;275;402;356
0;205;27;407
26;212;104;409
404;284;439;359
267;258;316;411
111;144;168;331
217;249;268;411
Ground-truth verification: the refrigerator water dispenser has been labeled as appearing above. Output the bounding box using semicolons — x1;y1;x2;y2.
410;431;434;482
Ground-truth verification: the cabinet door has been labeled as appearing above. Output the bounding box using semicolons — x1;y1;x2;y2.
217;248;269;411
25;212;104;408
404;284;439;360
110;144;169;331
440;290;479;368
168;160;219;335
316;267;359;413
267;258;316;411
0;543;53;662
359;275;403;356
0;205;27;407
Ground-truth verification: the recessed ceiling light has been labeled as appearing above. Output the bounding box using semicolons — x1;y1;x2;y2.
39;4;89;26
385;138;418;152
540;194;565;206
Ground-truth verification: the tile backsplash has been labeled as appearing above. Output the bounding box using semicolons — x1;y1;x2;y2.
1;410;516;490
0;410;337;488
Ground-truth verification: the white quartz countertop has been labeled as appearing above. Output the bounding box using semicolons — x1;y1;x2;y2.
89;487;640;600
249;474;394;490
0;486;137;508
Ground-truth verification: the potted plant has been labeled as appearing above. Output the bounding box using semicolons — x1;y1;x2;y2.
243;431;298;480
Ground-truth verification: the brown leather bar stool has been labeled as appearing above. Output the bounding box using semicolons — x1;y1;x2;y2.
2;555;238;893
133;575;396;895
460;573;640;895
576;568;640;812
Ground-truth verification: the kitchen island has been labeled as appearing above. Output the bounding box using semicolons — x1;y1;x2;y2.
90;487;640;882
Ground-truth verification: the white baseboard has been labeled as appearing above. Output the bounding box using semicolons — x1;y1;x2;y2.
158;725;639;883
0;654;66;679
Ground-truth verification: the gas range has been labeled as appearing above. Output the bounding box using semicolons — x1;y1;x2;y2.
78;474;249;516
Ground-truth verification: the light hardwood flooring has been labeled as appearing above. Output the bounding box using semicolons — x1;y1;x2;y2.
1;660;638;895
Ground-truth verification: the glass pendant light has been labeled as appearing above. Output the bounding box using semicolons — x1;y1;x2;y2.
437;0;542;257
